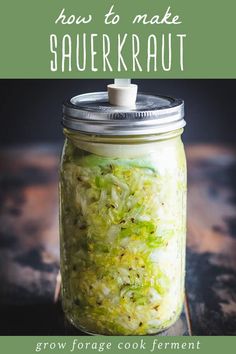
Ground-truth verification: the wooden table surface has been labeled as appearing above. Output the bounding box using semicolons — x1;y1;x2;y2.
0;144;236;335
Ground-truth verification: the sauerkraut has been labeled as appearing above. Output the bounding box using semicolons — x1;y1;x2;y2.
60;136;186;335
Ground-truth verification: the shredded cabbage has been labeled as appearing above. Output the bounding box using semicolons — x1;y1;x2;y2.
60;137;186;335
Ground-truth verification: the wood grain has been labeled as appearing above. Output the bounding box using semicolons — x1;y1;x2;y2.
186;145;236;335
0;146;61;334
0;144;235;335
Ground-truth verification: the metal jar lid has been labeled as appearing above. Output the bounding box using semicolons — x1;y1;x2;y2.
63;91;185;136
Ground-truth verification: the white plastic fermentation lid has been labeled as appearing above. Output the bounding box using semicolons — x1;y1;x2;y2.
63;86;185;136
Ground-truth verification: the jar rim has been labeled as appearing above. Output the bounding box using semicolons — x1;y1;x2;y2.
63;91;185;136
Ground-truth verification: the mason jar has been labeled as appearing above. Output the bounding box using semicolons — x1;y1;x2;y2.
59;91;187;335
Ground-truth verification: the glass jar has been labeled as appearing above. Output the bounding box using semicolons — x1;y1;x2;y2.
59;91;187;335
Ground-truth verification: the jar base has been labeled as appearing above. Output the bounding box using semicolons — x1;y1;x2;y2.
64;305;183;336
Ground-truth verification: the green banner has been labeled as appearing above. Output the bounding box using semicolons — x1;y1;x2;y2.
0;0;235;78
0;336;236;354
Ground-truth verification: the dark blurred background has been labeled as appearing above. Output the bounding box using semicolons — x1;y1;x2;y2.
0;79;235;146
0;79;236;335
